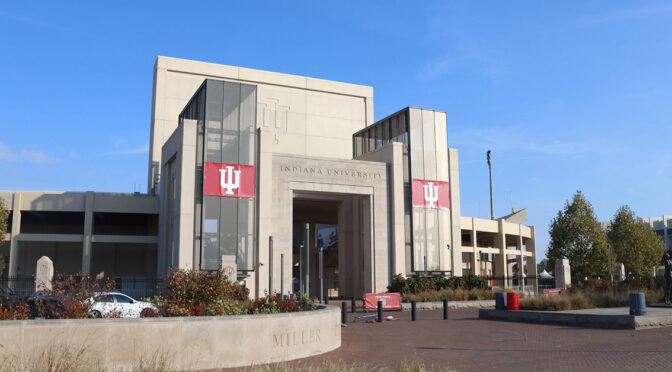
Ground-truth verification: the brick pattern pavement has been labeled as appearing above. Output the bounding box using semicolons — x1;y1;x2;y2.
298;305;672;372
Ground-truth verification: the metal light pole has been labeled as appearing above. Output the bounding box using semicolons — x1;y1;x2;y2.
304;223;310;296
608;244;614;288
269;236;273;293
319;245;324;303
487;150;495;220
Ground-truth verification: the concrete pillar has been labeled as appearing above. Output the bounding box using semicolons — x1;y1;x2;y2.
8;192;21;279
528;226;538;295
448;148;462;277
81;191;94;275
517;226;524;291
470;219;478;275
363;195;374;294
497;219;508;289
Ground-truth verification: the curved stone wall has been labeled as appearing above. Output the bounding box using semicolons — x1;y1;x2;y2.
0;305;340;370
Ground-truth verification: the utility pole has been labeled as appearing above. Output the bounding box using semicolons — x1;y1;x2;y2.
487;150;495;220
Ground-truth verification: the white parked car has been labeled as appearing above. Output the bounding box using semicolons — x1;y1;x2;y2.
88;292;157;318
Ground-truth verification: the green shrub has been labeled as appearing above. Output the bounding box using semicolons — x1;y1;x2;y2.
32;273;115;319
388;274;488;295
0;303;30;320
249;293;302;314
154;269;248;316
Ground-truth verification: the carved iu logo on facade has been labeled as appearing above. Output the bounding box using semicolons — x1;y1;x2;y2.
219;166;241;195
423;182;439;208
412;179;450;209
204;162;255;198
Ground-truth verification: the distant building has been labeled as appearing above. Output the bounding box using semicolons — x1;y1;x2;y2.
641;216;672;252
599;215;671;252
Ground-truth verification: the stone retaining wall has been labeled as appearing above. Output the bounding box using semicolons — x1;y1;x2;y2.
0;305;341;370
401;300;494;311
479;308;636;329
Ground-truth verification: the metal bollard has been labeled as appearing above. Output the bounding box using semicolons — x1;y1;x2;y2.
341;302;347;323
411;301;417;321
351;296;356;313
377;301;383;323
325;296;329;305
443;299;448;320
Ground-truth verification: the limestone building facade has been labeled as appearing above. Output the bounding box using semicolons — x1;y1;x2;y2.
1;57;537;297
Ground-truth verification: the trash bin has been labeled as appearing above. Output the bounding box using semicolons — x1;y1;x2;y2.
506;292;520;311
629;293;647;316
495;292;507;310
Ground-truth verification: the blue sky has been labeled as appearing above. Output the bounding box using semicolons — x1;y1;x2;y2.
1;1;671;261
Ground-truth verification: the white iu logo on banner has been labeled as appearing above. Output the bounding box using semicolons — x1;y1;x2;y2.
219;166;241;195
423;182;439;208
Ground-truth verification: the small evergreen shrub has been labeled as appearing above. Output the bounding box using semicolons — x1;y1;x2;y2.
249;293;302;314
31;273;115;319
154;269;249;316
0;303;30;320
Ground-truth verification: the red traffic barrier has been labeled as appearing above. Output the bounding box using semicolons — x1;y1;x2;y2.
506;292;520;311
364;293;401;311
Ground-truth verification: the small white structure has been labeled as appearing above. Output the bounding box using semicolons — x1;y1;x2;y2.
554;259;571;289
615;263;626;281
35;256;53;291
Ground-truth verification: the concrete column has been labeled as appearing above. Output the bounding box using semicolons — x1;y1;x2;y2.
448;149;462;277
362;196;374;294
528;226;538;295
470;219;478;275
8;192;22;279
497;219;508;289
81;191;94;275
517;226;524;291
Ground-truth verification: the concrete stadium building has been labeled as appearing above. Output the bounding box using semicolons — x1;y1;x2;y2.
1;57;538;298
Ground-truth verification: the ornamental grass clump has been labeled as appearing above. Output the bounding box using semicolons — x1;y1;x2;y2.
519;279;665;311
388;274;487;295
402;288;494;303
389;274;493;302
519;293;592;311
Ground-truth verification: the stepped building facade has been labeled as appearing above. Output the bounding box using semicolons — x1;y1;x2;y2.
1;57;538;298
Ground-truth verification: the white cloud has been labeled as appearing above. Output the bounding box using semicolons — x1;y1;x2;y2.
0;140;55;163
578;3;672;26
416;57;457;80
415;52;505;81
449;126;606;156
0;141;18;161
104;144;148;156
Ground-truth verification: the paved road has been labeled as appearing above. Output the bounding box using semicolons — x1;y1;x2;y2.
300;306;672;372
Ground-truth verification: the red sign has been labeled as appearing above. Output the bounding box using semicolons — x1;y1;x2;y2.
364;293;401;311
203;162;255;198
543;288;566;297
411;179;450;209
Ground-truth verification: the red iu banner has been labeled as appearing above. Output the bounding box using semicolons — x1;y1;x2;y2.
203;162;255;198
411;179;450;209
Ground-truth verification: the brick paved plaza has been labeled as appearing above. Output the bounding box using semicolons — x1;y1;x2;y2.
300;306;672;371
